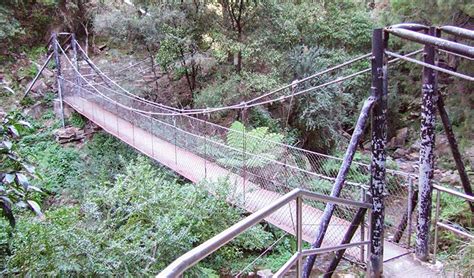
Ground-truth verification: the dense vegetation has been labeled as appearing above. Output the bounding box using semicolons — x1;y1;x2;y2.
1;0;473;276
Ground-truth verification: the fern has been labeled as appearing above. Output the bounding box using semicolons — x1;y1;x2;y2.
217;121;284;168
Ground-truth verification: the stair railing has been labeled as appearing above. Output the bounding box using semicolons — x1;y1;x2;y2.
157;188;371;278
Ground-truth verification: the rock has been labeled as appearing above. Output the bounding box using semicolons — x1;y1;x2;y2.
99;44;108;51
55;126;85;144
53;99;73;118
409;140;421;152
393;148;408;158
433;169;444;181
256;269;273;278
439;170;461;186
435;134;451;157
42;68;54;79
388;127;409;148
465;146;474;170
30;80;48;93
24;102;47;119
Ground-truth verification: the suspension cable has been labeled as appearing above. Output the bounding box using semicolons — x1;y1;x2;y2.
74;40;372;113
385;50;474;81
64;42;369;116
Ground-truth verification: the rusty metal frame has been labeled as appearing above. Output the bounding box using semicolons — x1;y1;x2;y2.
382;24;474;264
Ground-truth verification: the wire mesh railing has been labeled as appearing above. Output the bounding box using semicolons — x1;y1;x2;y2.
58;43;418;261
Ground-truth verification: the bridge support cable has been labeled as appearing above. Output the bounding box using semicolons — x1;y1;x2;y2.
416;27;438;262
72;39;373;115
302;96;376;277
367;28;388;278
22;52;53;99
71;38;421;118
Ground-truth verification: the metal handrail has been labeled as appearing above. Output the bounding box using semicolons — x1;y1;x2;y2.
157;188;371;277
432;184;474;262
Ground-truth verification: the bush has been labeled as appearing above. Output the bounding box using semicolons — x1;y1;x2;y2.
68;112;87;129
1;157;274;276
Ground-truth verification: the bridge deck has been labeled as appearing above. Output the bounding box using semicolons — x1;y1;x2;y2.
65;96;409;263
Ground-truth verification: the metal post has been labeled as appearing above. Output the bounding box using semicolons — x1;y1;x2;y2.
132;121;136;146
302;96;375;277
296;196;303;278
151;115;155;158
52;33;65;128
174;116;178;164
204;114;209;179
436;27;472;208
116;103;120;137
324;207;368;277
407;177;413;248
437;94;473;213
71;34;79;97
368;28;387;278
23;52;53;99
432;189;441;263
360;187;366;262
242;108;247;203
416;27;438;262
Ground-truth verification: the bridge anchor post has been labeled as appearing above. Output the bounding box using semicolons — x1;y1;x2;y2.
52;33;65;128
368;28;387;278
415;26;438;262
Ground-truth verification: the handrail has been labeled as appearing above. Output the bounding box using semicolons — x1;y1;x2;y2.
439;25;474;40
385;27;474;58
157;188;370;277
433;184;474;202
432;184;474;262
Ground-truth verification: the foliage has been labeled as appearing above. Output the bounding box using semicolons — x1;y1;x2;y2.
0;113;42;228
215;121;284;168
0;6;24;49
19;133;82;195
384;0;473;25
68;112;86;129
194;71;280;110
19;130;138;199
1;157;274;276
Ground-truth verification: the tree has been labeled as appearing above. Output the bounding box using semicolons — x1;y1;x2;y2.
217;0;261;73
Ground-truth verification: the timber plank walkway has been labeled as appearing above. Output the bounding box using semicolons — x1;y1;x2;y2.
64;96;438;274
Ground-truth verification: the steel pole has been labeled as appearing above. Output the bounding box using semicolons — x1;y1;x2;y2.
416;27;438;262
368;28;387;278
52;33;65;128
386;27;474;58
432;189;441;263
440;25;474;41
296;196;303;278
407;177;413;248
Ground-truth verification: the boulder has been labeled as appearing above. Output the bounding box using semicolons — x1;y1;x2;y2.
393;148;408;158
388;127;409;148
256;269;273;278
465;146;474;170
24;102;48;119
30;80;48;93
53;99;73;118
435;134;451;157
55;126;85;144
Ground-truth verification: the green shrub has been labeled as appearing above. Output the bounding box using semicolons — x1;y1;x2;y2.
68;112;86;129
1;158;274;276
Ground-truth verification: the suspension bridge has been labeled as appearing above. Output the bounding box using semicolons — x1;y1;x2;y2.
26;24;474;277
